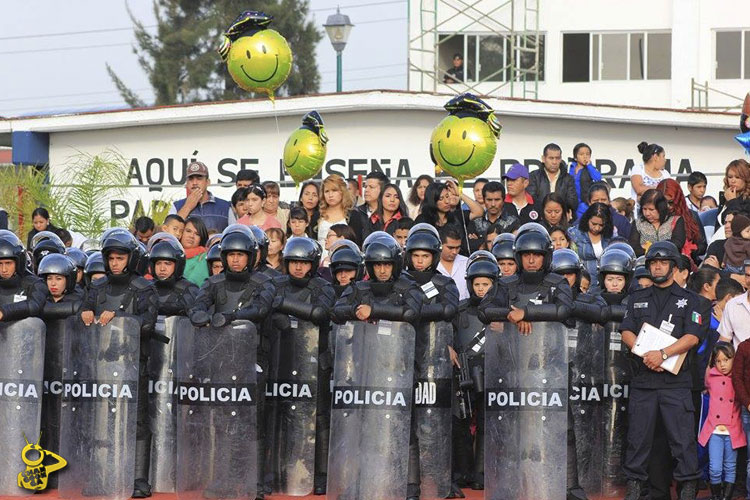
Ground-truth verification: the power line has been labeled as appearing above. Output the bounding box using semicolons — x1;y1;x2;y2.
0;41;132;56
0;25;157;42
0;87;152;104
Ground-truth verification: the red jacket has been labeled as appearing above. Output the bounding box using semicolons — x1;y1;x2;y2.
699;367;747;449
732;339;750;409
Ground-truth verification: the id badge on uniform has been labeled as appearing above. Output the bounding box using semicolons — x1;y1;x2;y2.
13;293;25;303
377;320;393;336
421;281;439;299
290;318;299;329
659;320;675;335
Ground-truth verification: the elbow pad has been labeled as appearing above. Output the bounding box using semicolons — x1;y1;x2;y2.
331;304;356;324
478;307;510;323
420;303;446;322
443;303;458;321
523;304;568;322
235;305;267;323
310;306;328;325
277;297;315;322
607;304;626;323
370;302;409;322
0;302;30;322
159;302;186;317
402;307;418;324
42;300;79;320
571;301;607;324
190;310;210;327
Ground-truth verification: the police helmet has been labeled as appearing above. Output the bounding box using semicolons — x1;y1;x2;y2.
364;233;403;281
362;231;393;252
37;254;77;294
148;238;186;281
605;241;636;262
83;251;106;286
282;236;321;274
248;226;270;266
146;232;182;253
219;229;258;272
222;224;254;238
65;247;88;270
597;248;634;289
329;240;364;283
644;241;680;284
207;233;222;249
513;229;553;272
31;231;66;272
206;244;222;276
465;250;500;282
405;223;441;272
0;230;26;274
101;231;140;275
551;248;582;276
99;227;132;246
491;233;516;262
80;238;101;255
515;222;550;238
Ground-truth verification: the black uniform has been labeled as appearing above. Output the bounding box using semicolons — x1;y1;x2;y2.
0;272;47;321
152;278;198;316
332;275;423;325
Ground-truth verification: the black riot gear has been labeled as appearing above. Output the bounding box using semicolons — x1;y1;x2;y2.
219;229;258;280
513;228;554;273
405;223;442;273
37;254;77;295
606;241;636;262
147;234;186;283
101;231;140;279
364;233;403;284
598;249;634;289
248;225;270;267
515;222;549;237
282;236;321;282
31;231;66;273
206;244;222;276
329;240;364;282
466;250;499;283
362;230;393;252
490;233;515;262
551;248;582;292
83;251;106;287
644;241;680;285
65;247;88;270
0;230;27;274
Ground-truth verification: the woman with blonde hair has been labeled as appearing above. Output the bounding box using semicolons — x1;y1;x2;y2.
318;174;361;248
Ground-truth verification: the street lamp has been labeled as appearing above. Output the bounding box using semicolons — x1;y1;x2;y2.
324;7;354;92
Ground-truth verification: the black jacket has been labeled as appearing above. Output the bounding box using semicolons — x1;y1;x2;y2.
332;274;423;324
528;167;579;216
0;273;47;322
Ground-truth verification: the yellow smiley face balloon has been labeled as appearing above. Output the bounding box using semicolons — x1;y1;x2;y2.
430;93;501;191
219;11;292;101
283;111;328;186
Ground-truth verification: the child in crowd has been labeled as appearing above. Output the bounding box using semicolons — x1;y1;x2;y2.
549;225;572;251
288;206;310;238
722;214;750;273
699;343;745;500
611;197;635;222
687;172;708;212
161;214;185;240
701;196;719;212
392;217;415;249
265;227;286;272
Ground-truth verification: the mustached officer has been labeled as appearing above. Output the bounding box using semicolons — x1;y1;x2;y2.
328;239;364;299
454;250;499;490
79;230;158;497
267;236;335;495
147;233;199;316
189;224;276;498
620;241;704;500
0;230;47;322
405;223;461;499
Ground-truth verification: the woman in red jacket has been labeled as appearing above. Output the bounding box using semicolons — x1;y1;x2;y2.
701;343;746;500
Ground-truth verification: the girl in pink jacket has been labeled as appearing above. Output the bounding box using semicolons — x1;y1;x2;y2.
699;343;747;500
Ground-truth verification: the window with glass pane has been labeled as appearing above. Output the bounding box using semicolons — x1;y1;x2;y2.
562;33;590;82
514;34;545;81
438;34;465;82
601;33;627;80
592;34;600;80
744;31;750;79
647;33;671;79
466;35;477;82
716;31;741;79
479;35;506;82
630;33;644;80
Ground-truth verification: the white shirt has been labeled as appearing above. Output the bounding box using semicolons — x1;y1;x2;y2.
438;254;469;301
718;292;750;349
592;240;603;259
631;164;671;211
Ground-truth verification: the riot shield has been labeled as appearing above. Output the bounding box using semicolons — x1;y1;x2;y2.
568;321;606;496
414;320;453;499
41;318;67;490
485;321;568;500
0;318;45;496
327;320;416;500
175;318;257;500
264;317;318;496
148;316;180;493
58;316;140;500
601;321;632;497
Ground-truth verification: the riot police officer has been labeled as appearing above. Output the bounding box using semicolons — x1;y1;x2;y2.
490;232;517;277
79;230;158;498
38;254;82;319
249;225;281;278
189;226;275;499
83;251;106;288
0;230;46;322
30;231;66;273
65;247;88;289
551;248;608;323
620;242;703;500
206;243;222;276
454;250;499;491
328;239;364;298
268;237;335;495
147;233;199;316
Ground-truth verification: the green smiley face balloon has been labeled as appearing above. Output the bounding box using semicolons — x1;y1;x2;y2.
220;12;292;100
283;111;328;186
430;93;501;191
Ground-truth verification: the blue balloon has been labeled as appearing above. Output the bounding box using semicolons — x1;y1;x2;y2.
736;131;750;154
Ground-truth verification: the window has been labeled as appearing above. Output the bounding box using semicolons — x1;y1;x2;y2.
563;31;671;82
715;30;750;79
438;33;545;84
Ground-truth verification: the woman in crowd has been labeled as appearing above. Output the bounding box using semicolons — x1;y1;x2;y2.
180;215;209;286
539;193;569;232
416;182;475;255
628;189;685;257
237;184;282;230
588;182;631;238
568;142;603;219
630;141;670;207
27;207;60;249
568;202;613;289
719;159;750;215
657;178;706;265
406;174;433;219
265;227;286;272
318;175;355;249
550;225;573;251
370;183;409;235
298;180;321;239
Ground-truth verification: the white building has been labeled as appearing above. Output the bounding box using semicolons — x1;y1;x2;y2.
408;0;750;109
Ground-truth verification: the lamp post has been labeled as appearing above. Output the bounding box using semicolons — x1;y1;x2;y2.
324;7;354;92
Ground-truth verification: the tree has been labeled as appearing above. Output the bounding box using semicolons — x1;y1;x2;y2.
107;0;321;107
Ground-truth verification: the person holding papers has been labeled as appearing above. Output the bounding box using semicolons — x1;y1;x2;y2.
618;241;705;500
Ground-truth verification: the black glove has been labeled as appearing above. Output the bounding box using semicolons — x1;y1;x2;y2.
211;312;235;328
190;310;210;327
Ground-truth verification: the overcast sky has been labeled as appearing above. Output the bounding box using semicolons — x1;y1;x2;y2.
0;0;407;117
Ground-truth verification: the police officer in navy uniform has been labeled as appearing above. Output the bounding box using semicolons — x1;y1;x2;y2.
249;225;281;278
328;240;364;299
0;230;47;322
620;241;704;500
147;234;199;316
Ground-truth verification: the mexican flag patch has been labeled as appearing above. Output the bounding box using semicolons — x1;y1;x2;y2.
692;311;702;325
